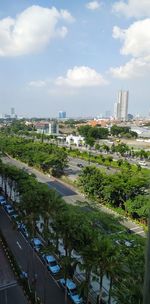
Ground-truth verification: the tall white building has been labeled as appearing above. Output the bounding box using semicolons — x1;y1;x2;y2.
114;90;129;121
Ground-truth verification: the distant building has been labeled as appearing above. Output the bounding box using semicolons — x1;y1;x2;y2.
114;90;129;121
127;113;134;120
49;121;59;135
88;119;111;127
104;110;111;119
4;114;11;119
36;121;59;135
10;107;17;119
11;107;15;116
59;111;66;119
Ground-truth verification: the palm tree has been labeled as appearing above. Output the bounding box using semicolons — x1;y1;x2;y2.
93;236;117;304
79;244;97;304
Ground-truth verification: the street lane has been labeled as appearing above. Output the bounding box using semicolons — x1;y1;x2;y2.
47;180;76;196
0;208;69;304
0;241;28;304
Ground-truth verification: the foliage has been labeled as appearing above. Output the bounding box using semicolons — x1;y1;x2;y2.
78;165;150;223
0;160;146;303
78;125;109;146
110;125;138;138
0;134;67;176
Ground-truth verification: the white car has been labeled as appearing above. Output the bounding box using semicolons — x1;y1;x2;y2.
138;161;147;166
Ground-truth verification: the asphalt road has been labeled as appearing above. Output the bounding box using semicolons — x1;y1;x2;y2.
0;208;69;304
2;156;146;237
0;285;28;304
2;156;77;197
0;241;28;304
65;157;116;181
47;180;76;196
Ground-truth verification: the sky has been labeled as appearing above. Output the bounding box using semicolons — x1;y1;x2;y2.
0;0;150;118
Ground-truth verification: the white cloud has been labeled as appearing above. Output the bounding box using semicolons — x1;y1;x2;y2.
113;19;150;57
0;5;74;56
113;0;150;18
28;80;47;88
60;9;75;22
86;1;101;10
110;56;150;79
111;18;150;79
55;66;107;87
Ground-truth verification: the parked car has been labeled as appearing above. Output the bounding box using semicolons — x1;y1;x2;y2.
10;211;18;220
0;195;6;205
43;254;60;274
4;204;14;214
31;238;43;252
18;223;29;238
59;278;83;304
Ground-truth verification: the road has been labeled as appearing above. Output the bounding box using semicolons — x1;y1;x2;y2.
2;156;146;237
65;157;116;181
55;141;150;169
0;241;28;304
0;207;69;304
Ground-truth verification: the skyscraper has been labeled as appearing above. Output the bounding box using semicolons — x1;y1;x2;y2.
114;90;129;121
11;107;15;116
59;111;66;119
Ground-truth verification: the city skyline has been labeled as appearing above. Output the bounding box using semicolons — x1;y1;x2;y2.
0;0;150;117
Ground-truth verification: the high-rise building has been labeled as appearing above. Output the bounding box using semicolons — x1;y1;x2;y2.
59;111;66;119
114;90;129;121
11;107;15;116
10;107;17;119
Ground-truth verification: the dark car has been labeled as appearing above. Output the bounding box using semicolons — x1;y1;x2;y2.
18;223;29;238
77;163;84;168
4;204;14;214
0;195;6;205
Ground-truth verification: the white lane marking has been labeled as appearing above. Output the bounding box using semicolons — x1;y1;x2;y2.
16;241;22;249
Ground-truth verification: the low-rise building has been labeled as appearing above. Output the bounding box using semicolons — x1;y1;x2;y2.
66;134;85;146
36;121;59;135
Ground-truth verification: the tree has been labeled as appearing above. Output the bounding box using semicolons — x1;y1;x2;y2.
143;214;150;304
125;195;150;224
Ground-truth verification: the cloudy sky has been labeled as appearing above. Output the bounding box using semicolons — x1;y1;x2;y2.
0;0;150;118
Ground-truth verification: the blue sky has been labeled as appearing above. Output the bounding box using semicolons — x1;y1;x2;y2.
0;0;150;118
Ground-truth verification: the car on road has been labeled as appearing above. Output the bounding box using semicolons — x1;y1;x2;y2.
43;254;60;274
59;278;83;304
77;163;84;168
138;161;147;166
20;271;28;280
